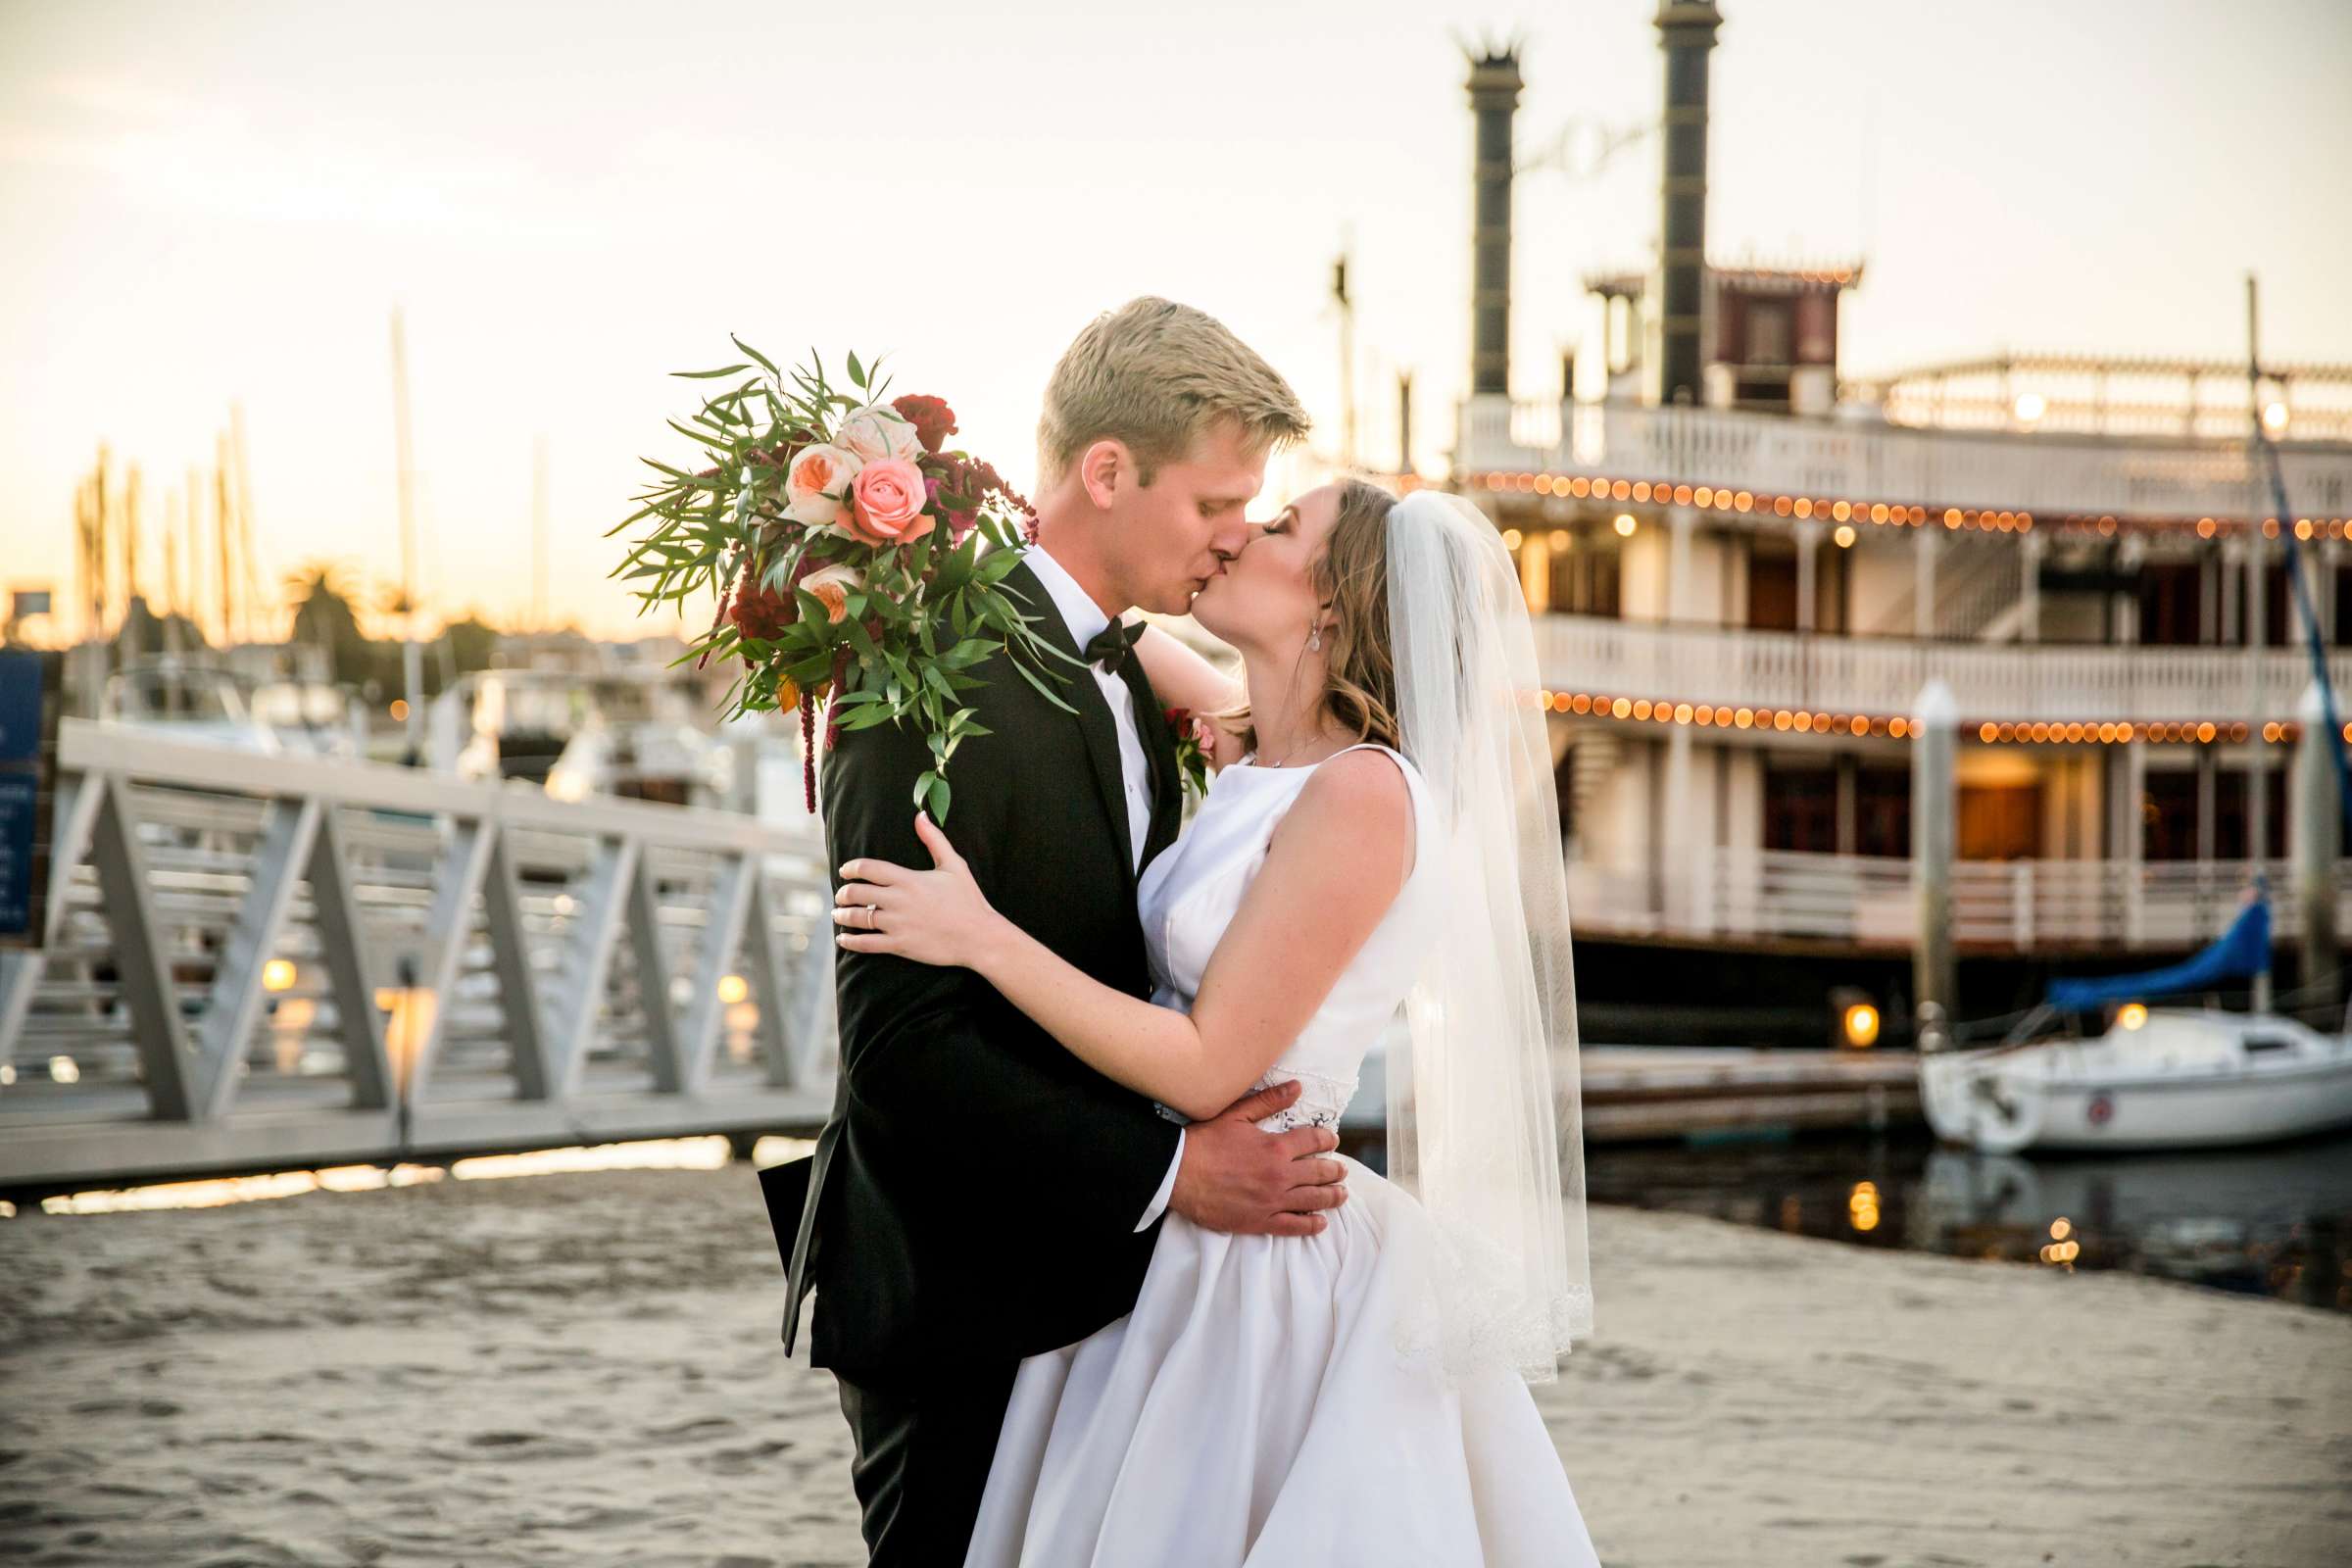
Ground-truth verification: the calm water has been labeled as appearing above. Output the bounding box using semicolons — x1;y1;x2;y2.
1577;1126;2352;1314
20;1124;2348;1316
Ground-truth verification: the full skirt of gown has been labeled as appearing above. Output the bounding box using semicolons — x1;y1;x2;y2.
962;1155;1602;1567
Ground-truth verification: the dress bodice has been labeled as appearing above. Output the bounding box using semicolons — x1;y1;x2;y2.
1136;743;1439;1132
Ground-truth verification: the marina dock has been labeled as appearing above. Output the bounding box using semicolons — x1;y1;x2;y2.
1576;1046;1919;1142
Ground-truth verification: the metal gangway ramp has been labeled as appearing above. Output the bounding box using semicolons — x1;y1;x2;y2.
0;720;840;1193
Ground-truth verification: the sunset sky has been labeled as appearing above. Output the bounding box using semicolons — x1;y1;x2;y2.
3;0;2347;641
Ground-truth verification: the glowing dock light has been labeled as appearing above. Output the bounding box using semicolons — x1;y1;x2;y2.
2116;1003;2148;1031
717;973;750;1005
1840;1002;1881;1049
1848;1180;1882;1233
1612;513;1637;537
263;958;297;993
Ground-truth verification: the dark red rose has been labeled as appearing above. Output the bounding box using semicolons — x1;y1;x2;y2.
729;580;793;642
924;474;979;543
730;552;832;642
891;394;957;455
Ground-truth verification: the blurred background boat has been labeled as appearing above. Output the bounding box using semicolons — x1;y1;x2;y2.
101;658;365;761
1921;899;2352;1152
1924;1006;2352;1154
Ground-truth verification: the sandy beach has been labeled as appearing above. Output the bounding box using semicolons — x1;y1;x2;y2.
3;1157;2346;1568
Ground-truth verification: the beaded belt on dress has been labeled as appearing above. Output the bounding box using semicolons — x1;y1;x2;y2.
1250;1067;1357;1132
1149;1067;1359;1131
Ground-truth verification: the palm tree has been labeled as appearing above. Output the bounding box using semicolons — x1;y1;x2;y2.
284;563;372;687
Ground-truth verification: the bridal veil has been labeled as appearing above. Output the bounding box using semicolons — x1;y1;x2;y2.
1381;488;1594;1384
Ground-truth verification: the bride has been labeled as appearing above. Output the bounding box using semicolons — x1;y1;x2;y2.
831;480;1601;1565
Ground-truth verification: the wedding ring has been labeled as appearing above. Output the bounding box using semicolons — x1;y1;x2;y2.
862;905;879;930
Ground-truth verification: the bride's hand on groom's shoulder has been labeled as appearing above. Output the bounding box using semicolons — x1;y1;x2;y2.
832;812;1005;971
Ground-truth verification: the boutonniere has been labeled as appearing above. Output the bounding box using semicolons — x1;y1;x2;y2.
1163;707;1215;802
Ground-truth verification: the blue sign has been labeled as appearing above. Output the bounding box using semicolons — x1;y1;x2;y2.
0;650;41;940
0;651;38;763
0;770;31;939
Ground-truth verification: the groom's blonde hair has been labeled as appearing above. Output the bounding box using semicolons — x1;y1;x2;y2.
1038;297;1309;488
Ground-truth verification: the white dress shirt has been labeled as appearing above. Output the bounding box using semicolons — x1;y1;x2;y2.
1022;544;1184;1231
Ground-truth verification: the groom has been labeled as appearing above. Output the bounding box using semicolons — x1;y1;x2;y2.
764;298;1346;1564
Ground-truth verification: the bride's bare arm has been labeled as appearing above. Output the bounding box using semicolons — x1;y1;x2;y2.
1133;625;1250;770
832;752;1410;1120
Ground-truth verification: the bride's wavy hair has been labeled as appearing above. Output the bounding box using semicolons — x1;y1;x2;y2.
1311;479;1405;753
1222;478;1404;755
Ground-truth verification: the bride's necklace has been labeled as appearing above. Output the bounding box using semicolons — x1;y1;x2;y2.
1257;730;1342;769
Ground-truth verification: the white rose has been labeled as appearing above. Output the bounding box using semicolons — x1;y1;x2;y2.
783;443;862;528
836;404;925;465
801;560;866;622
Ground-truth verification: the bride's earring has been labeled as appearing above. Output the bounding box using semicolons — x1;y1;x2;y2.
1307;620;1322;654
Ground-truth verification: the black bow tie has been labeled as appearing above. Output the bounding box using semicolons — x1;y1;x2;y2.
1084;617;1147;673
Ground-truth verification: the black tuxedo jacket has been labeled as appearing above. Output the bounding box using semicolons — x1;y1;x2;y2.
763;557;1187;1375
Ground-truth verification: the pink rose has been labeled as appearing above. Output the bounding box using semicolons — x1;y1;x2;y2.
845;457;937;547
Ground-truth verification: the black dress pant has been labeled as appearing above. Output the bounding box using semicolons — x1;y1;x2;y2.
835;1360;1020;1565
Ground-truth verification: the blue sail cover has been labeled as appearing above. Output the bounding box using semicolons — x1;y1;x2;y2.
2045;898;2271;1011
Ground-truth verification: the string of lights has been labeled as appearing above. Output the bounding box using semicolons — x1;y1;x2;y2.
1470;471;2350;540
1535;688;2352;747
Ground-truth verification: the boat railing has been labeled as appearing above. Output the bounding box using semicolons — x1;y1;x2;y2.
1534;613;2352;725
1459;396;2352;523
1566;847;2346;956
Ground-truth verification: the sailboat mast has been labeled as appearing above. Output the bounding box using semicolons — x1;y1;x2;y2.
216;442;235;647
532;434;550;629
1333;251;1356;469
231;405;262;642
163;487;184;662
2244;275;2272;1012
391;307;423;758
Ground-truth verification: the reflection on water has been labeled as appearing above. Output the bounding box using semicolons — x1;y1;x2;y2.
2;1135;817;1218
13;1123;2348;1316
1583;1127;2352;1313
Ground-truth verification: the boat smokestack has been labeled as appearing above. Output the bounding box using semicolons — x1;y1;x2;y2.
1654;1;1722;406
1466;43;1524;397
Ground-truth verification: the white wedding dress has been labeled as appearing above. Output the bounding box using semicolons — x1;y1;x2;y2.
963;744;1601;1567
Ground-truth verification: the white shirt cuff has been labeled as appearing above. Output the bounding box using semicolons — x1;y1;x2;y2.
1134;1129;1184;1231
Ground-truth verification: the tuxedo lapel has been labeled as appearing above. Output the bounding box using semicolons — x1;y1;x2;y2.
1001;558;1139;890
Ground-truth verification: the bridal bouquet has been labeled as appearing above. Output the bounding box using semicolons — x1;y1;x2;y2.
611;339;1075;821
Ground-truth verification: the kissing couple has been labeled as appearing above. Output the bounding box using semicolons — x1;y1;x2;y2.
764;297;1600;1565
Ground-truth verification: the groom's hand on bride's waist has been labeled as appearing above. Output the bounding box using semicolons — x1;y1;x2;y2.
1166;1078;1348;1238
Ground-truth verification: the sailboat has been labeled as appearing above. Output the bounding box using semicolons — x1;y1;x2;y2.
1924;279;2352;1155
1920;899;2352;1153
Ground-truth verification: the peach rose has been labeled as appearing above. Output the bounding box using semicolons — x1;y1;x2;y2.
845;457;936;547
784;442;862;528
836;403;925;466
802;561;863;622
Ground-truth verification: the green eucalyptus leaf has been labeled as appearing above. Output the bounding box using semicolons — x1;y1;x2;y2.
731;335;780;376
